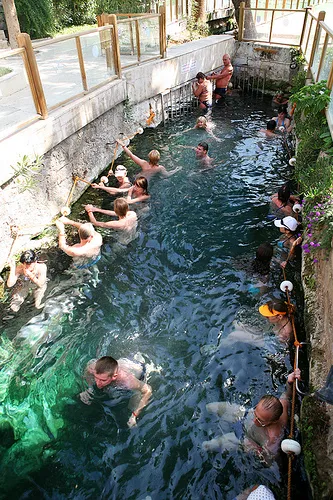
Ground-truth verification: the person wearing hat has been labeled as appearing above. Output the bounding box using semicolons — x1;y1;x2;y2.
274;216;302;252
259;299;294;342
91;165;132;196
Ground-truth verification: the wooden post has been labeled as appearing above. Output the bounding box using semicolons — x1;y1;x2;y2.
175;0;179;20
135;19;141;62
304;16;313;55
109;14;122;77
238;2;245;41
268;10;275;43
300;7;310;50
17;33;48;119
327;59;333;89
307;11;326;79
159;4;167;58
75;36;88;91
316;31;328;82
129;16;135;56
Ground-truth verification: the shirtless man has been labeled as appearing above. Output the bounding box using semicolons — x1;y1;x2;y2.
207;54;233;103
56;217;103;268
243;369;301;462
91;165;132;196
117;140;180;179
203;369;301;464
7;250;47;312
192;72;212;110
80;356;152;428
195;141;213;168
85;198;137;232
259;120;277;138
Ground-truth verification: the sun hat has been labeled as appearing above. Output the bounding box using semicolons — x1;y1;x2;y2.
259;304;287;317
247;485;275;499
114;165;127;177
274;216;298;232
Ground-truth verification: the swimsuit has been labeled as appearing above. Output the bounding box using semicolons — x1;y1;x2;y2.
75;254;101;270
215;87;227;97
201;100;212;109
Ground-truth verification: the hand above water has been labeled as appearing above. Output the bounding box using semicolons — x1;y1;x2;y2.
127;413;137;428
79;388;94;405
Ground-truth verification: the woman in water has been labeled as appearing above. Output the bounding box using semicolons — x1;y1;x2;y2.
271;184;298;216
126;176;150;205
259;299;295;343
272;106;291;133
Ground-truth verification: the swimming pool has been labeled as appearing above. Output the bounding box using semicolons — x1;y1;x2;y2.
0;95;308;499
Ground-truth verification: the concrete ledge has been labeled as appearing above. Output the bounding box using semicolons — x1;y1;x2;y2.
0;77;126;186
0;68;27;97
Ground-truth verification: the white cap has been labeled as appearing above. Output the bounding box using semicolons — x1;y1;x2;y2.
247;485;275;499
274;216;298;232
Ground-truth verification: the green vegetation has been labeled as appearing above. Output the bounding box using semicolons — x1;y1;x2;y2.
11;154;44;193
15;0;151;39
0;67;12;78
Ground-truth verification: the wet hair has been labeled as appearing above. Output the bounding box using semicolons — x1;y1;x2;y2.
20;250;38;264
277;184;291;204
258;395;283;422
196;116;207;127
78;223;95;240
266;299;295;317
134;176;149;195
198;141;209;153
267;120;276;131
95;356;118;376
148;150;160;165
278;106;287;115
253;242;274;275
196;72;206;80
114;197;129;217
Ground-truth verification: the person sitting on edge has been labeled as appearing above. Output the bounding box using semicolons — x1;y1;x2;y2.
271;184;298;217
116;140;181;179
260;119;277;138
7;250;47;312
243;369;301;461
195;141;213;168
85;197;138;232
80;355;152;428
258;299;295;343
91;165;132;196
192;72;212;111
206;54;233;103
272;106;291;133
126;176;150;205
56;217;103;269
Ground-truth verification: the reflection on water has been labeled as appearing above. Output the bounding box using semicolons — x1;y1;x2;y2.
0;96;306;499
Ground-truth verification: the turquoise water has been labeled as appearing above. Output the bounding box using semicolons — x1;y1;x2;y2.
0;96;307;499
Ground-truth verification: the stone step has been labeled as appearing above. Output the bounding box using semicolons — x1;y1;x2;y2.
0;40;8;49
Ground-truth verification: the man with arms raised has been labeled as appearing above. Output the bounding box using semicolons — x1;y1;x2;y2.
80;356;152;428
56;216;102;269
207;54;233;103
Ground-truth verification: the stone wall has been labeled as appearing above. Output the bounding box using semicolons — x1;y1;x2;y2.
302;249;333;498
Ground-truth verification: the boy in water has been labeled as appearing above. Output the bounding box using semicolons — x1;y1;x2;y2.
7;250;47;312
80;356;152;428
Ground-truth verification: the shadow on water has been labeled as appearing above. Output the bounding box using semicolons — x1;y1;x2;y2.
0;95;311;499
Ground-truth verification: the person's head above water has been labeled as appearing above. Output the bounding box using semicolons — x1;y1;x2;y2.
277;106;287;117
277;184;291;204
78;223;95;242
253;242;273;275
196;116;208;129
20;249;38;264
148;150;160;166
223;53;231;65
254;394;283;427
274;216;298;233
94;356;118;389
134;176;149;195
259;299;293;321
196;72;206;83
114;197;129;217
267;120;277;132
196;141;209;158
114;165;127;178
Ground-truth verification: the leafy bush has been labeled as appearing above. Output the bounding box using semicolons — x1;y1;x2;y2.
290;80;330;116
16;0;54;38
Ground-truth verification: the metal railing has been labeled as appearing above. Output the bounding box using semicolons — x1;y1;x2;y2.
252;0;330;7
